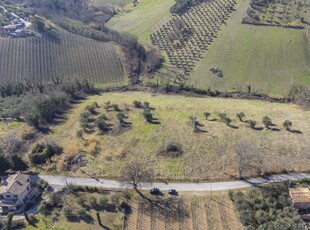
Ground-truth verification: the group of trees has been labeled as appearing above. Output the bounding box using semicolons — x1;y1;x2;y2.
196;111;295;132
229;183;305;229
78;101;133;137
0;79;98;130
0;134;30;173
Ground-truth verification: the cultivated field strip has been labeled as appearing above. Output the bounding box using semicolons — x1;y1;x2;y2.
125;196;243;230
0;29;124;84
151;0;236;74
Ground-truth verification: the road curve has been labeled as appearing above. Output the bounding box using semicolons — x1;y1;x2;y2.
35;172;310;192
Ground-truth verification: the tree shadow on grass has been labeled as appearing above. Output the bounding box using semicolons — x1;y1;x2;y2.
38;126;51;134
289;129;303;134
149;118;161;125
269;127;280;132
227;124;239;129
81;214;94;224
195;127;208;133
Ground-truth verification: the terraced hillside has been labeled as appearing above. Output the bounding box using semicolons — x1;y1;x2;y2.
0;28;125;85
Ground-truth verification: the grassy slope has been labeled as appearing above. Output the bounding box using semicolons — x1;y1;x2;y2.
106;0;175;43
48;92;310;182
190;0;310;96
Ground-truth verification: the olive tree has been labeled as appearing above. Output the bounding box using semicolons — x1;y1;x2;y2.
262;116;272;129
282;120;292;131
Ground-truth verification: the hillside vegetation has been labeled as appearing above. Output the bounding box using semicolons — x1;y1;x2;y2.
45;92;310;182
189;0;310;96
0;28;125;84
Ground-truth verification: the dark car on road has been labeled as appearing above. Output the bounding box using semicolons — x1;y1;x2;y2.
150;187;160;195
168;189;178;195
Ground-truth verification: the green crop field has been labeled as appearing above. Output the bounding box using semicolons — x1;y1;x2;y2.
0;28;125;85
46;92;310;182
106;0;175;43
188;0;310;96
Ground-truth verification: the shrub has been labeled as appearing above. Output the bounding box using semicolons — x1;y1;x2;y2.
111;104;121;111
223;116;232;126
76;130;83;139
63;206;72;217
77;208;86;217
38;179;49;190
85;104;96;114
133;100;143;108
99;197;109;206
104;101;111;110
110;193;121;206
142;109;153;123
157;141;183;157
248;120;257;129
6;212;13;230
92;101;99;108
218;113;227;120
299;178;310;184
29;143;58;165
77;197;85;206
283;120;292;131
262;116;272;129
143;101;150;109
89;196;97;208
228;190;234;201
203;112;211;120
116;112;126;123
28;214;38;224
38;204;46;215
236;112;245;121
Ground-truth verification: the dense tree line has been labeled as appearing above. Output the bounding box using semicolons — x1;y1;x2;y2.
287;85;310;109
229;183;306;230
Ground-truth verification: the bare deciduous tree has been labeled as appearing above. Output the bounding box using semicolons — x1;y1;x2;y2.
235;140;262;179
119;160;154;200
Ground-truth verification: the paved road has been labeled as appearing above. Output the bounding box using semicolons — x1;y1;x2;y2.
36;172;310;192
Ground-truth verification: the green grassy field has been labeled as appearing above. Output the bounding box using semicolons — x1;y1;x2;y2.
189;0;310;96
106;0;175;43
46;92;310;182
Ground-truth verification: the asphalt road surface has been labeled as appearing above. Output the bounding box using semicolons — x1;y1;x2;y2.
35;172;310;192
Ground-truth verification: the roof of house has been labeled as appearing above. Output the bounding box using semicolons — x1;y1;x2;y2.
0;173;31;195
289;188;310;204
